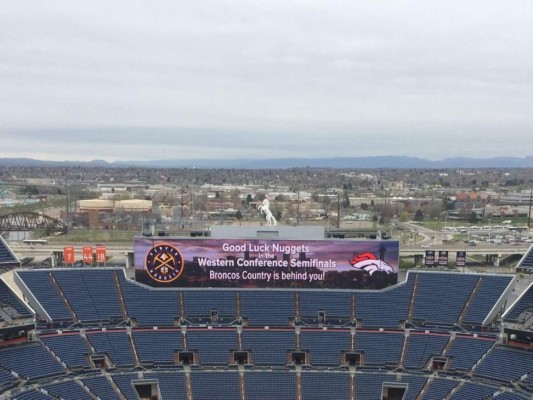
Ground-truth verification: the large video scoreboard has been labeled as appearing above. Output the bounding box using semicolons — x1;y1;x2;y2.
134;237;399;290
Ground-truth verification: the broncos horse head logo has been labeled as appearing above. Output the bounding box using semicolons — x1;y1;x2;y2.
349;252;394;276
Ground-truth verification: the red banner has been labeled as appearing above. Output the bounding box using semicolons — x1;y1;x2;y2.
63;246;75;265
83;246;93;265
96;246;107;264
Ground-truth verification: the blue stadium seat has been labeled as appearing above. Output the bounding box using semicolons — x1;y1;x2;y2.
422;378;458;399
355;275;413;328
40;334;91;369
0;279;32;318
403;332;449;369
191;370;240;400
463;275;513;325
505;282;533;323
474;346;533;383
0;343;64;380
411;273;478;326
446;336;495;371
186;328;238;365
86;330;136;367
16;271;72;322
144;371;187;400
300;329;351;366
241;290;294;326
355;331;403;367
449;381;497;400
244;371;296;400
183;289;236;323
242;329;294;365
10;389;54;400
133;330;182;365
301;371;350;400
0;238;18;266
42;380;93;400
118;273;180;326
81;375;121;400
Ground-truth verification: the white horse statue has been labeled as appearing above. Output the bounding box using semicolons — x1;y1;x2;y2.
258;198;277;226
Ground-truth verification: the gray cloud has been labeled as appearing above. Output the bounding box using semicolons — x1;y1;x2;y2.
1;1;532;161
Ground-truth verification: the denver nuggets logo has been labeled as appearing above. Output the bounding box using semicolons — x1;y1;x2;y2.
145;244;184;283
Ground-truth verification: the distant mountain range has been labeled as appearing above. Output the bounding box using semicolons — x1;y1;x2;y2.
1;156;533;169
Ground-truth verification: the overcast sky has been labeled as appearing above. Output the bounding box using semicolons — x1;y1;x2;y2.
1;1;532;161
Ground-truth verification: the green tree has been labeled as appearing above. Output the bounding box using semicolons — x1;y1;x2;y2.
414;209;424;221
235;210;243;225
399;211;410;222
342;190;350;208
20;186;39;196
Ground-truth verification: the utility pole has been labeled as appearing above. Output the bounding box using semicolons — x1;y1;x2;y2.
336;192;340;228
527;189;533;229
64;178;70;229
297;190;300;226
219;190;224;225
180;187;185;230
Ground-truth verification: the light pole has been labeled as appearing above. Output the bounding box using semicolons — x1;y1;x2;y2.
336;191;340;229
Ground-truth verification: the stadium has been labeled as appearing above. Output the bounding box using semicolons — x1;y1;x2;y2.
0;226;533;400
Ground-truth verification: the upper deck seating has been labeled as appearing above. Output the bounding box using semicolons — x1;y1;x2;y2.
423;378;458;399
186;328;238;365
0;343;64;380
505;283;533;323
403;332;449;369
299;291;352;323
411;273;478;326
446;336;495;371
81;375;121;400
133;330;182;365
355;331;404;367
144;371;187;400
52;269;123;323
0;279;32;318
300;329;351;366
182;289;236;323
449;382;498;400
241;329;294;365
240;290;295;326
111;373;141;400
86;330;136;367
42;380;93;400
463;275;513;325
190;370;239;400
117;273;180;326
16;271;72;322
474;346;533;383
301;372;350;400
355;276;413;328
40;334;91;369
354;373;426;399
10;389;54;400
517;245;533;271
244;371;296;400
0;238;17;266
0;367;17;392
